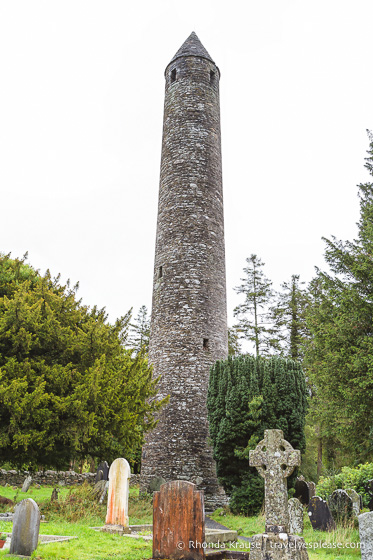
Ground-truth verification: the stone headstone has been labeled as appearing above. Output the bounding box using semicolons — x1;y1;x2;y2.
149;476;166;493
308;496;336;531
249;429;309;560
51;488;59;502
99;481;109;505
153;480;205;560
308;481;316;500
365;479;373;511
328;489;353;523
294;479;310;506
22;475;32;493
10;498;40;557
105;458;130;528
288;498;304;534
249;429;301;533
346;488;360;517
359;511;373;560
96;461;109;483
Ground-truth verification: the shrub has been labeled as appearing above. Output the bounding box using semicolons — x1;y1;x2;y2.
317;463;373;506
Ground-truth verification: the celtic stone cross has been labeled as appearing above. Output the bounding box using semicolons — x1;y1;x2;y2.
249;429;301;534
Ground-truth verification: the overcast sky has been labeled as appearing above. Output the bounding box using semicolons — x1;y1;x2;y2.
1;0;372;328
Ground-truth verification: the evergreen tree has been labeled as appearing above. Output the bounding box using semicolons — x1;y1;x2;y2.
0;254;166;471
271;275;309;360
228;326;241;357
305;134;373;464
129;305;150;353
233;255;277;356
207;355;308;514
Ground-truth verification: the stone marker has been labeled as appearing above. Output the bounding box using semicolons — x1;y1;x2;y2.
105;458;130;529
153;480;205;560
294;477;315;506
288;498;304;534
51;488;59;502
10;498;41;557
308;496;336;531
365;479;373;511
149;476;166;493
328;489;353;523
359;511;373;560
96;461;109;483
249;429;309;559
21;475;32;493
346;488;360;517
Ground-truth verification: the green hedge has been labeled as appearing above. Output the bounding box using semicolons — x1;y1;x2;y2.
317;463;373;506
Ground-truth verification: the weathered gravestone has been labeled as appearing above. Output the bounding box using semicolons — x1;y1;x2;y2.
294;477;316;506
153;480;205;560
10;498;40;557
328;489;353;523
249;429;309;560
96;461;109;483
105;458;130;529
365;479;373;511
359;511;373;560
288;498;304;534
149;476;166;493
308;496;336;531
346;488;360;517
21;475;32;493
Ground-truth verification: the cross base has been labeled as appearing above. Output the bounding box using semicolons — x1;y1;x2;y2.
250;533;309;560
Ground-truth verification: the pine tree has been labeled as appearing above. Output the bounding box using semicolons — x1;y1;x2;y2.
271;275;309;360
129;305;150;353
305;134;373;464
233;255;277;356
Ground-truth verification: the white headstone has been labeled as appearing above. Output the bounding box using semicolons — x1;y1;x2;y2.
10;498;40;556
288;497;304;534
105;458;131;528
359;511;373;560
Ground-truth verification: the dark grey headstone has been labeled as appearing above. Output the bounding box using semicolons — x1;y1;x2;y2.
295;479;310;506
149;476;166;492
308;496;336;531
10;498;40;556
365;479;373;511
95;461;109;483
328;489;353;523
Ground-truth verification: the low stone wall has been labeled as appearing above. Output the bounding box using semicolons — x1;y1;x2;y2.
0;469;141;488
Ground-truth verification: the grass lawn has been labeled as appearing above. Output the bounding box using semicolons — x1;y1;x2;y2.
210;509;361;560
0;484;362;559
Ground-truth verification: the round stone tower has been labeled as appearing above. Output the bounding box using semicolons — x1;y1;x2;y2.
141;32;228;509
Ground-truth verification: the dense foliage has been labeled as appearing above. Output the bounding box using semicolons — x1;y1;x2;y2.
316;463;373;507
305;136;373;465
207;355;308;514
0;254;166;471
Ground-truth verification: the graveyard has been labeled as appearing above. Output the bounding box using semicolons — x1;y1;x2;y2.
0;440;366;560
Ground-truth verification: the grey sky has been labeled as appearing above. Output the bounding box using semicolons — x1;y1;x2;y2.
1;0;372;329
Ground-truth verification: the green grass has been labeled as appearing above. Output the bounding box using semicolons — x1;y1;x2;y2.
210;508;361;560
0;485;362;559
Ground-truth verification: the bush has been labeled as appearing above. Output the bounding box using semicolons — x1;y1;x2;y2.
229;472;264;516
317;463;373;506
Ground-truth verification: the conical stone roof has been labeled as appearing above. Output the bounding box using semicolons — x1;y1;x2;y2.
169;32;215;65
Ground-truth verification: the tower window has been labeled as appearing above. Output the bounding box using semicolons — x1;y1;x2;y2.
159;266;163;278
171;68;177;83
203;338;209;350
210;70;216;84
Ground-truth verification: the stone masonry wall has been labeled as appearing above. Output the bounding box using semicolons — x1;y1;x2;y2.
140;34;228;510
0;470;141;487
